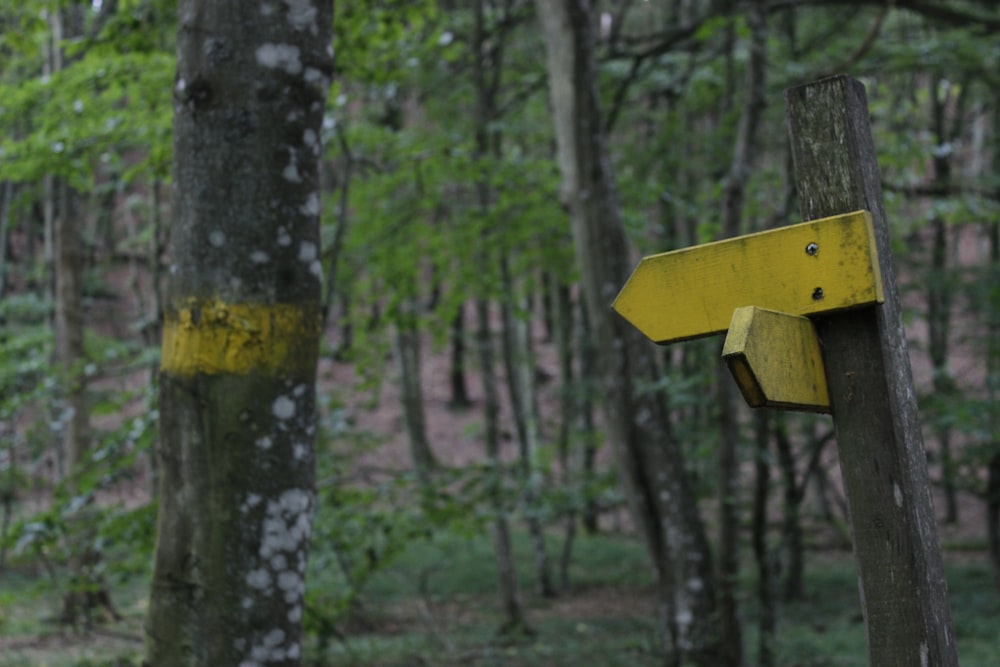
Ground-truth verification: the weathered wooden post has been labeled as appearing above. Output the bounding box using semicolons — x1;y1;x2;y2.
613;75;959;667
785;74;958;667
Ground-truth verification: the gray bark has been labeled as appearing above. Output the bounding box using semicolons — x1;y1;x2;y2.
145;1;332;664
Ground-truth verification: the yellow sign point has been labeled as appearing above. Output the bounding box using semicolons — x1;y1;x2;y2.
612;210;883;344
161;298;321;377
722;307;831;413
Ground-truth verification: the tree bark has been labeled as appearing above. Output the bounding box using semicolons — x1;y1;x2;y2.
536;2;722;664
145;1;332;664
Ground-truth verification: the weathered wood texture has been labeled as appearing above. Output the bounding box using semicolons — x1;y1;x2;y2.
612;211;882;344
786;75;958;667
722;307;830;412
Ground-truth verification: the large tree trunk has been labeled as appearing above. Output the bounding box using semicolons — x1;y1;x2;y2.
145;1;332;664
535;2;722;664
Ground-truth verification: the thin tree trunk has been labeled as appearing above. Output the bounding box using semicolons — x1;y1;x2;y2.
477;296;530;633
145;1;332;663
472;0;530;634
0;181;12;299
928;78;959;523
716;3;767;662
536;3;722;663
553;277;578;589
752;411;776;667
395;304;438;482
448;305;472;408
515;291;555;598
577;302;600;535
54;185;90;480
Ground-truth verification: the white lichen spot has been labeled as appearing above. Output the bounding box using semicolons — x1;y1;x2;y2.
287;644;300;659
260;2;274;15
277;227;292;246
73;99;84;114
288;605;302;623
255;43;302;75
659;490;671;503
299;192;319;216
286;109;304;123
250;251;270;264
280;488;311;514
272;395;296;420
264;628;286;647
209;230;225;247
687;578;704;592
293;443;307;460
894;482;903;508
309;260;323;279
293;383;307;397
303;67;329;90
241;596;253;610
256;436;273;450
298;241;317;262
240;493;263;513
271;553;288;571
303;128;317;149
282;162;302;183
239;661;261;667
259;489;314;559
920;641;929;667
175;77;187;93
247;568;272;590
284;0;317;31
278;570;304;603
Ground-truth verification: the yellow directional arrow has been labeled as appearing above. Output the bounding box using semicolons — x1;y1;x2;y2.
612;210;883;344
722;306;831;413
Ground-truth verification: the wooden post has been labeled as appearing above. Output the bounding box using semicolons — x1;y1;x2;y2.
786;75;959;667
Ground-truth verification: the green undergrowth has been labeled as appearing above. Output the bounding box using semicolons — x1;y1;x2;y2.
2;531;1000;666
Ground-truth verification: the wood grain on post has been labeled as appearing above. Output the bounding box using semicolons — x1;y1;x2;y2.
786;75;959;667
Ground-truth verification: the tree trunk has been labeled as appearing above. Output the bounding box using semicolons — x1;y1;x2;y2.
448;305;472;408
927;78;959;524
715;4;767;659
395;304;438;481
476;296;529;633
536;2;722;664
145;2;332;664
471;0;530;634
752;411;776;667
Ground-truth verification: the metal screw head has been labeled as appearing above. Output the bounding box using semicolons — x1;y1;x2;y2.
806;242;819;256
812;287;824;300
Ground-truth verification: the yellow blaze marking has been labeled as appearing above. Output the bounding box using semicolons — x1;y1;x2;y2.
722;306;830;413
612;210;884;345
161;299;321;377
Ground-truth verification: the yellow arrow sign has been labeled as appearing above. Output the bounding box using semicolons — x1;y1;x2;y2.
612;210;884;344
722;306;831;413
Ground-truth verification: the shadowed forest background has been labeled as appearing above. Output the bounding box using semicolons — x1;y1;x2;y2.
2;1;1000;665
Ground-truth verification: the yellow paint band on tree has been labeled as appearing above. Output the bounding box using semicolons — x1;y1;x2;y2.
161;299;321;377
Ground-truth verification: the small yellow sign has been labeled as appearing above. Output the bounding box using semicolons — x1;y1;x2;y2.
722;307;831;413
612;210;883;345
